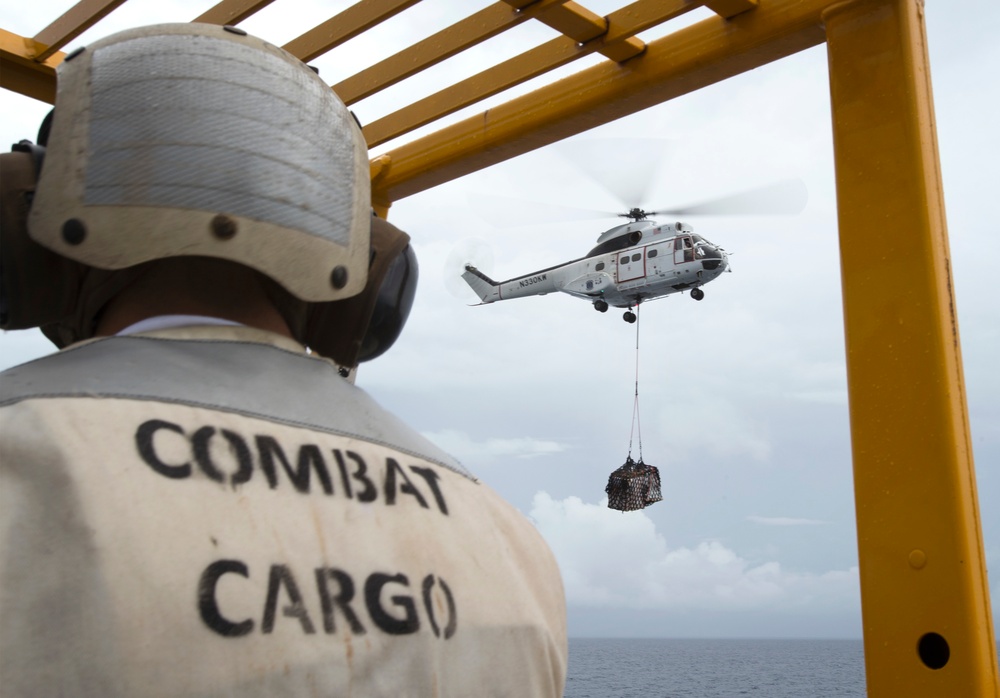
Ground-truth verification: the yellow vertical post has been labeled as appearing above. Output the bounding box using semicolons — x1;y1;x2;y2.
824;0;998;695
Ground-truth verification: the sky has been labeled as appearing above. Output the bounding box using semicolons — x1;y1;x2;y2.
1;1;997;640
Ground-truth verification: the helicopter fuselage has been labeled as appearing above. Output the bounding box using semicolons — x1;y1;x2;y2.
462;219;730;314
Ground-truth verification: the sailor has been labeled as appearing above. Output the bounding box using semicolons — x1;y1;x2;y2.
0;24;566;697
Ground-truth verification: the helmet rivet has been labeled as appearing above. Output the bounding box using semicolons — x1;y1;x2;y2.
223;25;247;36
211;214;237;240
330;266;349;289
62;218;86;245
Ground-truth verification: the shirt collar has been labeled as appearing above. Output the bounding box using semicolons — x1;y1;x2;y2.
116;315;243;336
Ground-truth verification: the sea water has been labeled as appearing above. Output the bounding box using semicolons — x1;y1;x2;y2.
564;638;866;697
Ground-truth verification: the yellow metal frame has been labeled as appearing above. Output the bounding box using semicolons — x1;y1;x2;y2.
1;1;996;694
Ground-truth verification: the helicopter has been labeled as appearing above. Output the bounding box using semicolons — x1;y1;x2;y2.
461;207;730;323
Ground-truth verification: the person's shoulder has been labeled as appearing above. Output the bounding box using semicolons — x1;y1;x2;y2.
0;333;313;411
0;344;86;404
0;334;474;479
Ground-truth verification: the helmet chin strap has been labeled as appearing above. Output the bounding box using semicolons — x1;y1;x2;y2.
39;264;145;348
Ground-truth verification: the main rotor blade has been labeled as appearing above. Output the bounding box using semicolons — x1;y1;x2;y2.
553;138;672;208
654;179;808;216
468;192;619;228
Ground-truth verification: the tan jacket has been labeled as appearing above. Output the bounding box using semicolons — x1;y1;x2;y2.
0;326;566;697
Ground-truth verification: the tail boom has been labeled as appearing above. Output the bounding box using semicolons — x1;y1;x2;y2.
461;264;559;303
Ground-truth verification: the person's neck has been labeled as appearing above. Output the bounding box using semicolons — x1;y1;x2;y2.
93;258;293;338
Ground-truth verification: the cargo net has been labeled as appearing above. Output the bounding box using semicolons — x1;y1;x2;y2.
605;456;663;512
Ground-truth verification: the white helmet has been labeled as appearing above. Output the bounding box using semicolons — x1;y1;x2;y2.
29;23;371;302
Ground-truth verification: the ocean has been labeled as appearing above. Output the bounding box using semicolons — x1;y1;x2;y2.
564;638;866;697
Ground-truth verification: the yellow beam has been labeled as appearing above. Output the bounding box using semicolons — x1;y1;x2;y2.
192;0;276;26
282;0;422;63
333;0;570;105
0;29;63;103
364;0;695;148
371;0;826;204
529;1;607;43
531;0;645;62
824;0;999;695
704;0;758;19
363;34;585;149
32;0;127;61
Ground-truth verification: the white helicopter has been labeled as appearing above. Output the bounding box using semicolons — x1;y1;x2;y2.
459;170;806;322
461;206;730;323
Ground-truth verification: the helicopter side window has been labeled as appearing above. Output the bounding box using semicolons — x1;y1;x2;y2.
595;262;605;271
631;253;641;262
620;255;629;264
648;249;658;258
587;231;643;258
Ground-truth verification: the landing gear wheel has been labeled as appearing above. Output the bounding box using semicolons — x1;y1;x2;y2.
623;311;637;324
690;288;705;301
594;300;609;313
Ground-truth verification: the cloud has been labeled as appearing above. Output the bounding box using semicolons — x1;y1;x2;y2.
530;492;858;613
747;516;829;527
422;428;568;462
654;397;772;463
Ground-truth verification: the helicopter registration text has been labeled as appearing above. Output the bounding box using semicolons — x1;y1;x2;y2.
518;274;547;288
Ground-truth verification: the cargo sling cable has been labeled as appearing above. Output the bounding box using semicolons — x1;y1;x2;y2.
606;305;663;512
628;304;643;466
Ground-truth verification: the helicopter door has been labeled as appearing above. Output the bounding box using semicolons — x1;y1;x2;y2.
674;236;694;264
618;249;646;282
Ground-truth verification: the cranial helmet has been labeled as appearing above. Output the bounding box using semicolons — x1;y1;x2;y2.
1;23;418;368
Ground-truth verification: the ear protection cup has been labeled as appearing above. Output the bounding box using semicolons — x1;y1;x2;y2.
0;142;84;331
304;214;418;368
